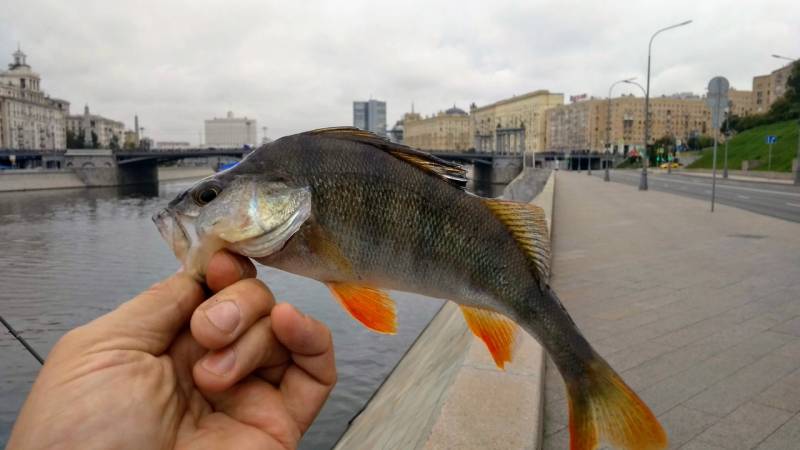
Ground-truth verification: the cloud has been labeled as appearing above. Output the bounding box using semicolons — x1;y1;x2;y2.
1;0;798;143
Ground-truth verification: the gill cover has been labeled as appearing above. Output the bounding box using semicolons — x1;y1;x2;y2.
176;178;311;278
198;179;312;257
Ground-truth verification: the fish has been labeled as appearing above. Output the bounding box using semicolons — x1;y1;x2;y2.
153;127;667;450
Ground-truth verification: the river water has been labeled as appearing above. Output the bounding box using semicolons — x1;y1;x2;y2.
0;177;503;448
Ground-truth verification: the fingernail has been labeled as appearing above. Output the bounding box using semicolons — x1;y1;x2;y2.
205;301;240;333
202;348;236;375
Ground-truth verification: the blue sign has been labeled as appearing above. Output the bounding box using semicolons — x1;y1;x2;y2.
766;135;778;144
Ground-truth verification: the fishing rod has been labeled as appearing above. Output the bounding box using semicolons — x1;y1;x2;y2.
0;314;44;365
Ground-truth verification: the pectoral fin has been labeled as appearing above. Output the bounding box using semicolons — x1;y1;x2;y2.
326;282;397;334
460;305;519;369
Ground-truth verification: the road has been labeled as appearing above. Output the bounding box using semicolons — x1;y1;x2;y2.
588;169;800;223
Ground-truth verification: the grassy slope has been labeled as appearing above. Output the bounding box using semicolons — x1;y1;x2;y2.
688;120;799;172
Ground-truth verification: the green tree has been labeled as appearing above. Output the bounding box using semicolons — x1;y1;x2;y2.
732;61;800;133
109;134;120;150
66;129;84;149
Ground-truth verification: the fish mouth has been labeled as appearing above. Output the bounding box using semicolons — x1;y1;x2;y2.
152;208;192;261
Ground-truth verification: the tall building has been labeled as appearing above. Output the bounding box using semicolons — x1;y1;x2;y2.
727;88;754;117
404;106;470;151
469;90;564;155
752;62;794;114
66;105;125;148
353;99;387;136
204;111;257;148
0;46;70;149
544;94;712;154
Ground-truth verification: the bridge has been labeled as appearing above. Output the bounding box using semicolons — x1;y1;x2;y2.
0;147;247;187
1;147;623;186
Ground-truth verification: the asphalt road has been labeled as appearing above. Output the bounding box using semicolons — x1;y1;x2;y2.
586;169;800;223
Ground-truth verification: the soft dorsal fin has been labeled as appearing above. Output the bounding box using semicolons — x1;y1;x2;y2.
460;305;519;369
325;281;397;334
305;127;467;189
482;198;551;284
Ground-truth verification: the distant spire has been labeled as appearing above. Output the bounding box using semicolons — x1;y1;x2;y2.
411;101;415;113
10;43;27;68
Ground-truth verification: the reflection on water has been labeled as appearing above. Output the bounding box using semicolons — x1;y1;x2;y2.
468;179;506;198
0;181;444;449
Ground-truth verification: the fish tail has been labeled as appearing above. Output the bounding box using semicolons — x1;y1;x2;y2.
565;357;667;450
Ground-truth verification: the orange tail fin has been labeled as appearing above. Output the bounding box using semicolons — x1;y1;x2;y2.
567;361;667;450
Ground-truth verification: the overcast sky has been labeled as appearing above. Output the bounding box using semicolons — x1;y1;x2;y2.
2;0;798;143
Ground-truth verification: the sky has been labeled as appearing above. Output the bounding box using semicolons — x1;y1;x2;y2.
1;0;798;144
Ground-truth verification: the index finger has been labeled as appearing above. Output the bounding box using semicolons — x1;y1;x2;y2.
270;303;337;432
205;250;257;293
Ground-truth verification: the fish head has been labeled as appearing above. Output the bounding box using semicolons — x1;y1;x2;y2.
153;171;311;280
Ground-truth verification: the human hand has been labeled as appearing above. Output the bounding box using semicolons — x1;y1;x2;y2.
8;251;336;450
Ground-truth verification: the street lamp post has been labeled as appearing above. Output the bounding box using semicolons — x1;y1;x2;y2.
639;20;693;191
606;77;637;182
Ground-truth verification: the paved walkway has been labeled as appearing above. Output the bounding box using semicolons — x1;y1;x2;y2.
543;171;800;449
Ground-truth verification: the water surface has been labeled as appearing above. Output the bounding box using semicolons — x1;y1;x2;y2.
0;180;446;448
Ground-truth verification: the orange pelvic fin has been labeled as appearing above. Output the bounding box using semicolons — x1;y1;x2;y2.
567;362;667;450
459;305;518;369
326;282;397;334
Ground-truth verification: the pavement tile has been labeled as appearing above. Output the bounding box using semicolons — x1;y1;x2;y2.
685;354;800;416
541;427;569;450
754;367;800;413
679;438;731;449
776;338;800;358
605;340;674;372
694;402;792;450
770;316;800;337
652;315;739;349
658;405;721;449
755;413;800;450
641;352;752;415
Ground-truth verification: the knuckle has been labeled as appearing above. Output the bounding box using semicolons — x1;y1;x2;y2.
236;278;275;303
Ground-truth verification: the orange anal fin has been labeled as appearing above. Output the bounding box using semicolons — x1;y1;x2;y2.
567;362;667;450
459;306;518;369
326;282;397;334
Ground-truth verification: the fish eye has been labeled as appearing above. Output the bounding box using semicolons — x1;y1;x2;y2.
193;185;221;206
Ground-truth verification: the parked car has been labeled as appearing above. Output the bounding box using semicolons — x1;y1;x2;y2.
659;162;681;169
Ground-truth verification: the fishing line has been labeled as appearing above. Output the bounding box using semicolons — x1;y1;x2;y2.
0;314;45;365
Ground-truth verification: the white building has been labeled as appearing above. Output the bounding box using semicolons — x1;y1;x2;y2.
155;141;191;150
204;111;257;148
66;105;125;148
0;47;70;149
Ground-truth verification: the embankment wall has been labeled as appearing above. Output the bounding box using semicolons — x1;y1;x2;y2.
0;167;213;192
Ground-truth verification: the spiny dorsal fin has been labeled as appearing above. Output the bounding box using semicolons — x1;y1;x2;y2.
460;305;519;369
482;198;551;285
325;282;397;334
305;127;467;189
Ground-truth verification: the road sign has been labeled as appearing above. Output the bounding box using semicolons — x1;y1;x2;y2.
766;135;778;144
706;76;730;130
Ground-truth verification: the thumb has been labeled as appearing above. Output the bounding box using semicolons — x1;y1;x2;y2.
86;273;205;355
